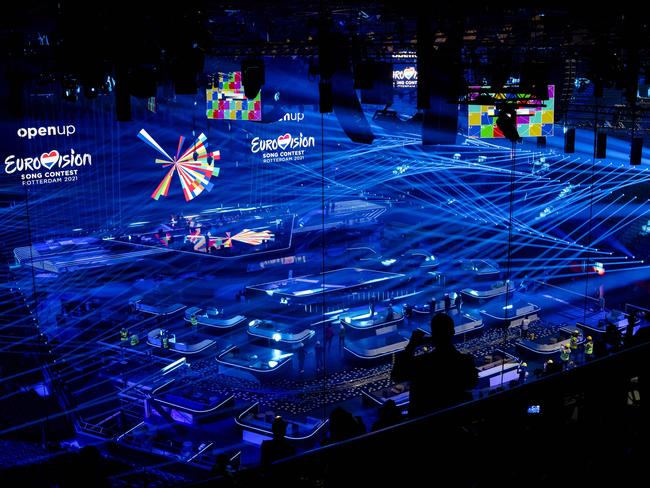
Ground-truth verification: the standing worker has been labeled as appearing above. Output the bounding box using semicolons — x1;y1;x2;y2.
315;341;324;372
338;323;346;352
560;343;571;370
518;362;528;383
297;343;307;374
584;336;594;361
324;323;334;353
369;296;376;317
386;301;395;321
570;330;580;363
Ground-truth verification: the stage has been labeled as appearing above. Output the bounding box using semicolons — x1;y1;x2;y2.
3;42;650;481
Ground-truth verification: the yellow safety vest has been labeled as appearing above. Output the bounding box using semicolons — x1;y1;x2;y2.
560;348;570;362
570;336;578;350
120;329;129;341
585;341;594;355
190;316;198;326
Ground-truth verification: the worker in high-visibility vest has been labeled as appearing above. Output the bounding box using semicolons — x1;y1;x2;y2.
190;314;198;328
161;329;169;349
518;362;528;383
120;327;129;342
130;334;139;346
560;343;571;369
544;359;556;375
584;336;594;361
570;330;581;363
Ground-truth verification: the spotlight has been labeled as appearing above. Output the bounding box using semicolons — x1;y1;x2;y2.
84;85;99;99
496;105;521;143
61;76;80;102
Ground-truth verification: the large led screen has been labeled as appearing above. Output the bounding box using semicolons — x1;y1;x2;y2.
467;85;555;138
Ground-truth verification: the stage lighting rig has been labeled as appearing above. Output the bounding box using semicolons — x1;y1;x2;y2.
471;89;495;105
496;104;522;143
61;76;80;102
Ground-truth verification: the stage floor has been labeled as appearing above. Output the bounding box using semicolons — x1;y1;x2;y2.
246;267;406;300
12;235;649;474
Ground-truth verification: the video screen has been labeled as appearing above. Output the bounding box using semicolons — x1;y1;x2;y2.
392;51;418;90
206;71;262;121
467;85;555;138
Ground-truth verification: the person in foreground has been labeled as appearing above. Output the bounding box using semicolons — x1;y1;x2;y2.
391;312;478;418
260;416;296;466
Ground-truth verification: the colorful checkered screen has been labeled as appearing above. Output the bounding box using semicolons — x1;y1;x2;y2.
467;85;554;138
206;72;262;121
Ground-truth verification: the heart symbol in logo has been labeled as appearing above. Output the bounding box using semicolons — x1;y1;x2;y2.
40;150;60;170
277;133;291;150
403;67;416;80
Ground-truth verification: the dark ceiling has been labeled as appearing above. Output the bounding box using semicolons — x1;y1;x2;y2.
3;2;650;127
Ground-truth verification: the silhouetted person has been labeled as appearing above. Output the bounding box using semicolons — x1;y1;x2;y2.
593;337;609;359
604;322;622;352
624;311;637;347
429;297;437;315
403;303;413;321
321;407;366;446
444;294;452;314
371;399;404;431
369;296;376;317
324;323;334;352
392;313;478;418
261;416;296;466
386;301;394;321
297;343;307;373
211;453;236;486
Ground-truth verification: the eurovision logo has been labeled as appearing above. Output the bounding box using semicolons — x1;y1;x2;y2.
41;150;59;169
393;66;418;88
138;129;221;202
4;148;92;186
250;132;316;163
403;67;416;80
277;133;291;150
3;122;87;186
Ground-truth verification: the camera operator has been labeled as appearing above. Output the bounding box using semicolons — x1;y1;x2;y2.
392;312;478;418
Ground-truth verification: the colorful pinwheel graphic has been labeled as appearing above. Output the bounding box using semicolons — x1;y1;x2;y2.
138;129;220;202
207;229;275;250
228;229;275;246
